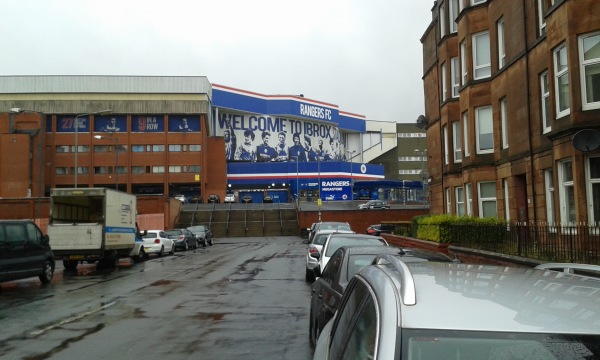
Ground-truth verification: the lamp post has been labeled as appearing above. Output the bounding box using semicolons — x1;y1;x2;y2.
94;135;119;190
74;110;111;188
9;108;45;221
292;156;299;202
346;150;356;201
414;149;427;201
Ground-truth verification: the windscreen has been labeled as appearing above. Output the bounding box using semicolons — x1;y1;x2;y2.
403;330;600;359
325;237;386;256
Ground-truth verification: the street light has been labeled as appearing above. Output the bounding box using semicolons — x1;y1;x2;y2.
94;135;119;190
414;149;428;201
292;156;299;202
346;150;356;201
74;109;111;188
9;108;45;221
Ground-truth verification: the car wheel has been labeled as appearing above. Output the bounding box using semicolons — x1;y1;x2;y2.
63;259;78;271
158;246;164;257
134;248;147;262
305;268;315;282
184;241;189;251
169;243;175;255
208;239;213;246
39;261;54;284
193;240;198;249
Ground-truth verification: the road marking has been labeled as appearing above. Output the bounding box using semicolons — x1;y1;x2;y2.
29;301;117;336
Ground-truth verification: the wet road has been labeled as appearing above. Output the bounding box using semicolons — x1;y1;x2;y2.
0;236;313;360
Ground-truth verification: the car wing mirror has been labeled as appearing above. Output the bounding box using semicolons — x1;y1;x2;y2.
42;234;50;245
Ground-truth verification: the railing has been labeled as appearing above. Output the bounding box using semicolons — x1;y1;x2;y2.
442;223;600;265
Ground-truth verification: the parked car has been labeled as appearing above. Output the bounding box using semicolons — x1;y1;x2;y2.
189;195;203;203
306;222;353;245
309;246;455;347
358;199;390;210
224;193;235;203
312;259;600;359
164;228;197;250
311;233;388;277
0;220;55;284
305;229;354;282
187;225;213;247
174;195;187;203
263;196;273;203
242;195;253;203
207;194;220;203
366;223;395;236
141;230;175;257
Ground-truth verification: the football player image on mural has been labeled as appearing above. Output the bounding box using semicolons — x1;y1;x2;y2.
224;119;237;161
274;131;288;161
288;132;307;162
256;131;277;162
303;134;318;162
234;129;257;161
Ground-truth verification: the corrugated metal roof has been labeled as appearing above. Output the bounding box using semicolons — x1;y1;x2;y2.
0;76;212;96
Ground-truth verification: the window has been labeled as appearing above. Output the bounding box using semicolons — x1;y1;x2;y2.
579;32;600;110
131;166;145;174
94;145;109;153
587;156;600;225
451;57;460;97
329;280;375;360
76;166;89;175
94;166;109;174
463;111;470;157
116;166;127;174
456;186;465;216
443;125;449;164
189;165;201;172
71;145;89;153
132;145;144;153
500;98;508;149
503;179;510;221
169;166;181;173
478;181;497;218
446;187;451;214
475;106;493;154
554;43;570;118
441;62;448;102
536;0;547;36
152;166;165;174
189;144;201;152
56;145;70;153
152;144;165;152
55;167;68;175
169;144;182;152
545;169;555;224
449;0;459;34
558;159;575;224
461;40;468;85
452;121;462;162
473;31;491;79
472;0;485;4
465;182;473;216
497;18;505;69
440;3;446;38
541;71;551;133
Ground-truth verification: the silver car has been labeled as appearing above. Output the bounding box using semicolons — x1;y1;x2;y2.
313;259;600;359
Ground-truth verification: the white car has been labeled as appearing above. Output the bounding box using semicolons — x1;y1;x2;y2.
305;229;353;282
142;230;175;257
224;194;235;203
313;233;388;277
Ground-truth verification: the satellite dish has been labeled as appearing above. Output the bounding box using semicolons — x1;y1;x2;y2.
416;115;427;129
572;129;600;152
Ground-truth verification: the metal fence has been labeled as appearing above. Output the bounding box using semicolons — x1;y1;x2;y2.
442;223;600;265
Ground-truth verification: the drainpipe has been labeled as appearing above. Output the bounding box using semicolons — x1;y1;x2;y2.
523;0;538;224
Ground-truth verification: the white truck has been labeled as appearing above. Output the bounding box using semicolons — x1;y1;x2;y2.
47;188;145;270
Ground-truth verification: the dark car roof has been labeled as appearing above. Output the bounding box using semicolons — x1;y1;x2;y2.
338;246;454;262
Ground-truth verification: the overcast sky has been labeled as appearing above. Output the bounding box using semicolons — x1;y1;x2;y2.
1;0;433;123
